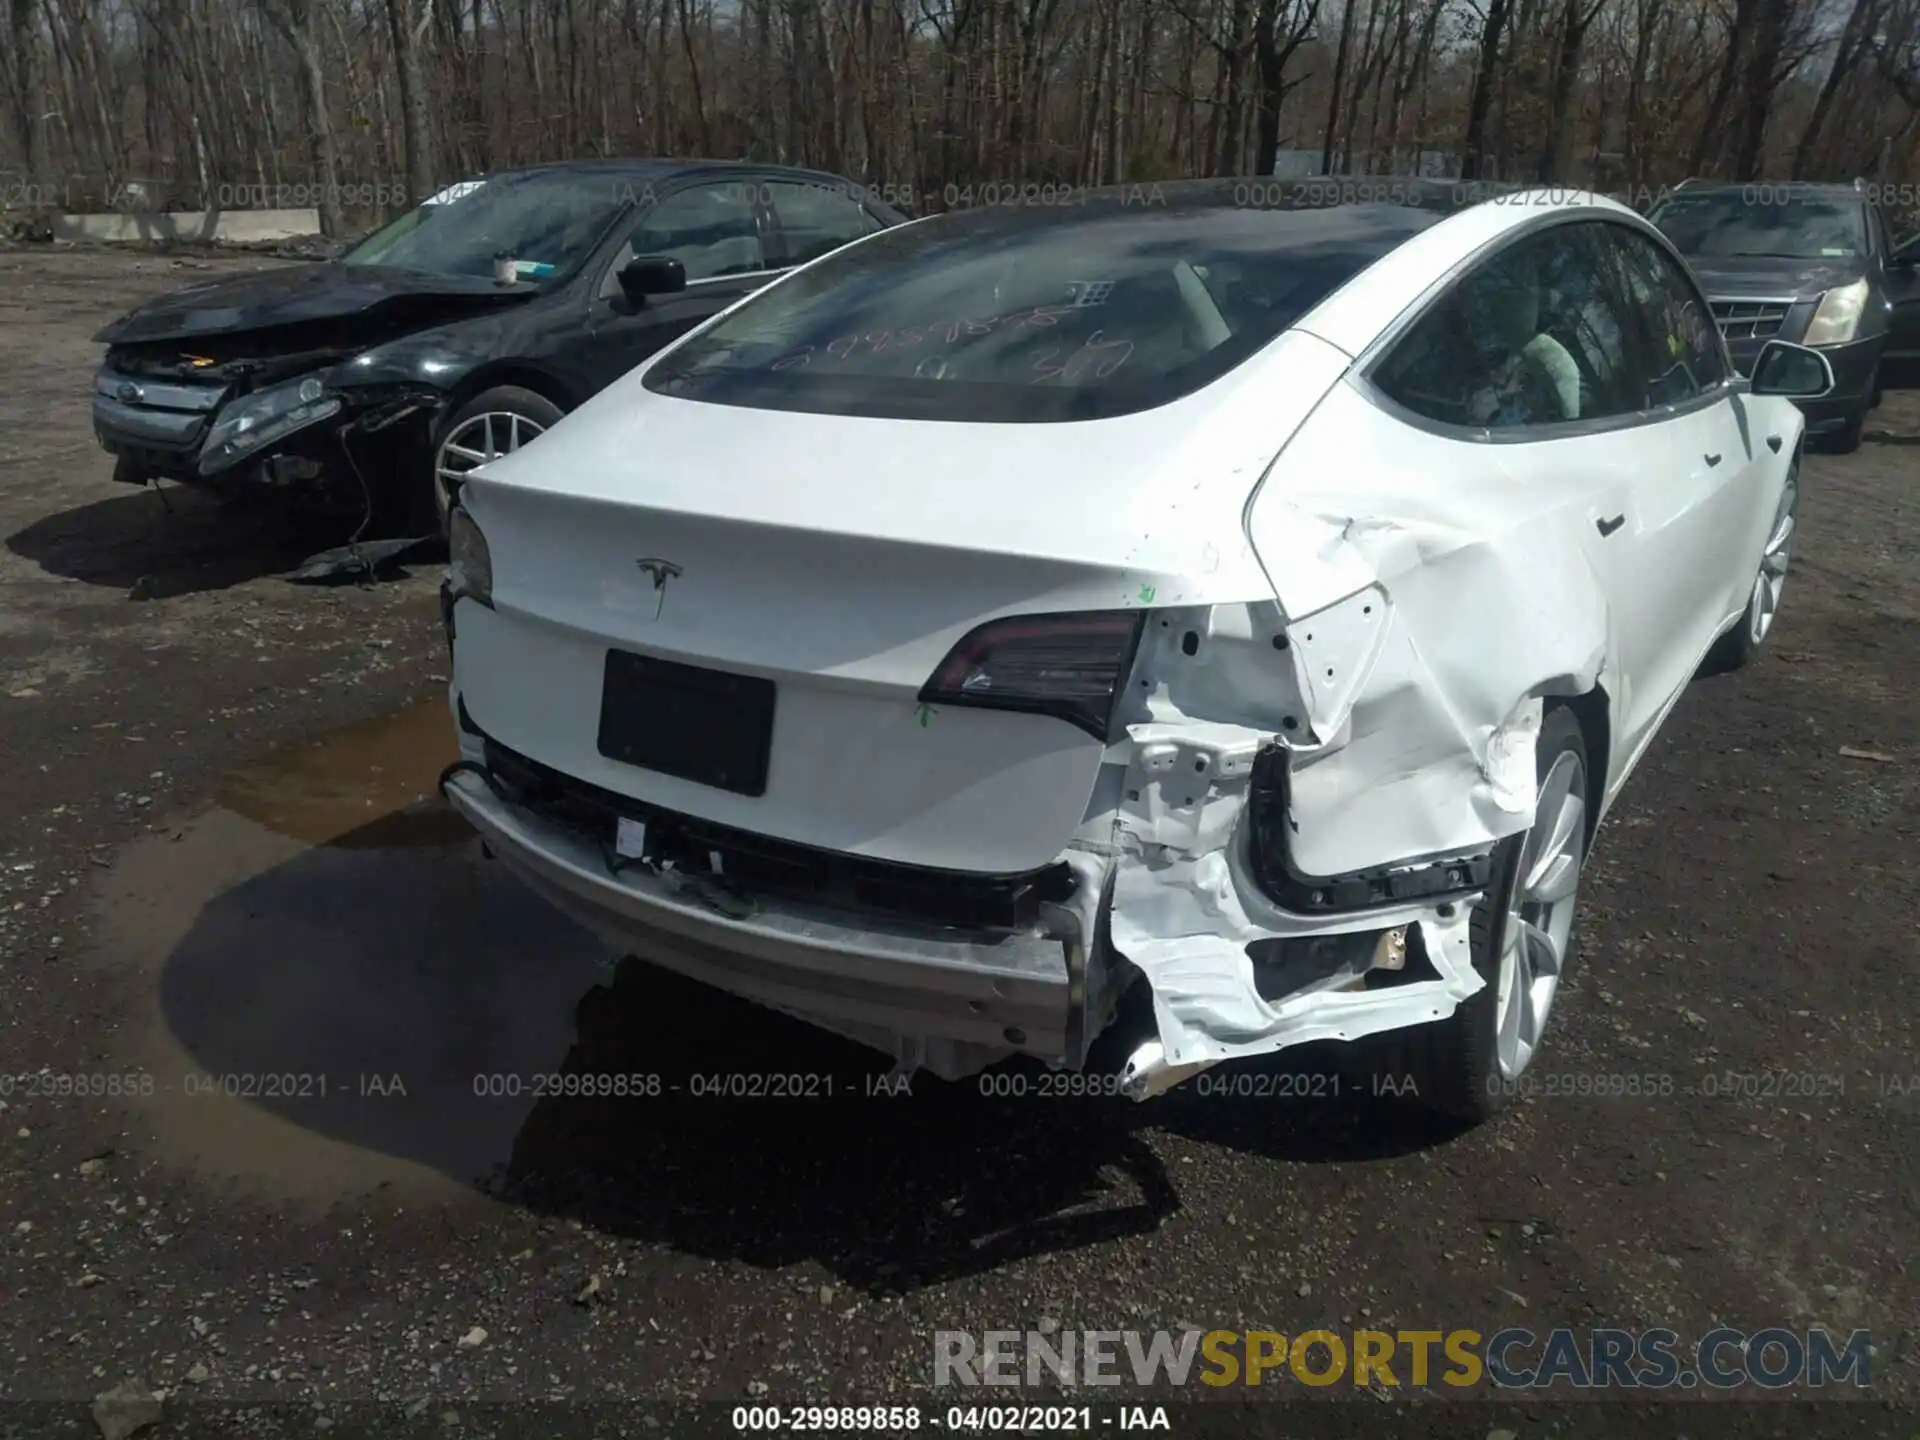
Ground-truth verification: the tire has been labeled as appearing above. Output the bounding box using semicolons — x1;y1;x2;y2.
1701;459;1798;675
430;385;566;534
1822;405;1866;455
1380;704;1591;1123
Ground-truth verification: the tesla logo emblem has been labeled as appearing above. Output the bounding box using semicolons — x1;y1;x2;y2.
116;381;143;404
635;558;682;619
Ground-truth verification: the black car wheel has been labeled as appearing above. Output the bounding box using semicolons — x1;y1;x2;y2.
431;386;566;533
1820;360;1878;456
1824;404;1867;455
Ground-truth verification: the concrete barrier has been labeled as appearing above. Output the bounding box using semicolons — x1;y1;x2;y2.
50;208;322;243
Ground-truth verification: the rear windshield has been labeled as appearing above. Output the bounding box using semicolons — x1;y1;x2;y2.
1649;193;1868;261
643;193;1451;422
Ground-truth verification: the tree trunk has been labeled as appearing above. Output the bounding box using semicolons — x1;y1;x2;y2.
1688;0;1748;176
5;0;38;178
1535;0;1599;181
1793;0;1879;178
1216;0;1251;174
388;0;438;199
1320;0;1357;174
1459;0;1509;180
260;0;345;234
1253;0;1319;173
1729;0;1787;179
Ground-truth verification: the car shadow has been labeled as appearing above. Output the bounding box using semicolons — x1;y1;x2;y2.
151;805;1469;1294
5;485;368;598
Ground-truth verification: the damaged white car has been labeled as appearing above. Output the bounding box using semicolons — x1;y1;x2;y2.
438;178;1829;1118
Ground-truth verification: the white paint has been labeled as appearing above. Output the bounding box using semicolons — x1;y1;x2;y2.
449;188;1806;1092
422;180;486;206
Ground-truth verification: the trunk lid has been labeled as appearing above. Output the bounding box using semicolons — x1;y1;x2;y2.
453;330;1352;872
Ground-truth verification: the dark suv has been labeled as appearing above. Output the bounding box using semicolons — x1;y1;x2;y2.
1648;179;1920;451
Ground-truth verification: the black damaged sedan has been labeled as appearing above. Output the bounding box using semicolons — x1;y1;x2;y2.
91;160;905;532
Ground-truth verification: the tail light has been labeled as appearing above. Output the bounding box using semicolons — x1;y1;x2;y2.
918;610;1145;740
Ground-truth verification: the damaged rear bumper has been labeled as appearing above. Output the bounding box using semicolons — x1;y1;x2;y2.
440;721;1495;1101
441;767;1111;1082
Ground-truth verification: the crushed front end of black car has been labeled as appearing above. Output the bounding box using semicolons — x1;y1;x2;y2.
93;340;441;514
88;248;542;524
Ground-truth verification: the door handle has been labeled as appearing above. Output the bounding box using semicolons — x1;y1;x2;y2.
1766;435;1782;453
1596;514;1625;538
1704;452;1722;466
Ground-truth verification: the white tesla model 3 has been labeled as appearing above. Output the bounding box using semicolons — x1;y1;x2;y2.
437;179;1829;1118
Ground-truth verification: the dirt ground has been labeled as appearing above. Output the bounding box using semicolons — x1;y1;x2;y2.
0;244;1915;1436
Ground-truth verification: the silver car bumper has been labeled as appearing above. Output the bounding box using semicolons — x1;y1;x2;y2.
440;770;1103;1075
92;368;225;463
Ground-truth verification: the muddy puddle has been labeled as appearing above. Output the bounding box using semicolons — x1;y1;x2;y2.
217;700;470;848
86;700;623;1205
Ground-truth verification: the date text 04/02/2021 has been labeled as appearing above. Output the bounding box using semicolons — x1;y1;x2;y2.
730;1405;1171;1432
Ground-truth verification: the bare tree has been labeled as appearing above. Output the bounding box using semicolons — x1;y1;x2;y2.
387;0;436;201
1460;0;1513;179
256;0;345;233
6;0;1920;232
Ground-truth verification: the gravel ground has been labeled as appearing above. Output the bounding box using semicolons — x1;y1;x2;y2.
0;244;1915;1439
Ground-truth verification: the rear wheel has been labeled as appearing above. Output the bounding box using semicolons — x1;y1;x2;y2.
1384;704;1590;1123
1702;462;1797;675
431;385;565;534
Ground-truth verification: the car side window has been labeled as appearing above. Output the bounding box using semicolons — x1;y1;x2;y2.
1372;223;1646;430
1605;224;1727;403
766;181;880;267
603;183;765;293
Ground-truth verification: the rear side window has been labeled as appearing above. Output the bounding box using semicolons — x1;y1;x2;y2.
1373;222;1652;430
767;181;881;267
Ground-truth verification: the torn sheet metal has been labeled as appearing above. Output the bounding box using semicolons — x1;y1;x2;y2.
1100;455;1614;1095
1111;865;1480;1099
1097;598;1487;1098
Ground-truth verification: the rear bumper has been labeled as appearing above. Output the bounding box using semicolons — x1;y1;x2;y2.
441;768;1104;1076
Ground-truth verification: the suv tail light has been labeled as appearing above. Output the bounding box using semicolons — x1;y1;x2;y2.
918;610;1146;740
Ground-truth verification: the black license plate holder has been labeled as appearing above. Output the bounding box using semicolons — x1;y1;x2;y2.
596;649;775;797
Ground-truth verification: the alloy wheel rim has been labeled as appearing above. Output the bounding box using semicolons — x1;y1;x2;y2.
1748;478;1797;647
435;411;548;523
1494;749;1587;1081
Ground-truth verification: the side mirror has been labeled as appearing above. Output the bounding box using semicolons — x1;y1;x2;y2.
1891;235;1920;268
1750;340;1835;399
617;254;687;302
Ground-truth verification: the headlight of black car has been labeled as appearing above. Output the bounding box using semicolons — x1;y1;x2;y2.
198;375;344;476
